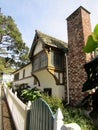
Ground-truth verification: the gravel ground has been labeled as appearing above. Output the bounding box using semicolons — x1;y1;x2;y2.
1;88;16;130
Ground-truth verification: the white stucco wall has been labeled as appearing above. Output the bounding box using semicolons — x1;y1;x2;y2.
24;64;32;77
19;70;23;79
34;70;65;99
13;63;35;87
54;72;63;84
13;63;32;79
13;76;35;88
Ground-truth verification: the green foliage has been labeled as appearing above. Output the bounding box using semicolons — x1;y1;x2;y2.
12;83;30;102
21;87;42;103
83;24;98;125
62;107;93;130
0;57;15;75
42;95;93;130
0;57;6;76
82;56;98;91
93;126;98;130
42;94;64;113
6;82;12;88
83;35;98;52
83;24;98;53
82;24;98;92
0;12;30;68
15;88;94;130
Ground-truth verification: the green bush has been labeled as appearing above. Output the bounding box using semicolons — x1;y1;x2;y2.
12;83;30;102
42;95;94;130
15;87;94;130
62;107;93;130
21;87;42;103
92;126;98;130
42;94;64;113
6;82;12;88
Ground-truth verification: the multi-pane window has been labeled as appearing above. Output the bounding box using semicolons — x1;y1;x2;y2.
32;52;47;71
14;73;19;81
32;50;63;71
51;51;63;68
33;58;39;71
40;54;47;67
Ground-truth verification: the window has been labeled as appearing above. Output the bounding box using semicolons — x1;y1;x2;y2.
14;73;19;81
33;58;39;71
51;51;63;68
44;88;52;96
32;52;47;71
23;69;25;78
40;54;47;67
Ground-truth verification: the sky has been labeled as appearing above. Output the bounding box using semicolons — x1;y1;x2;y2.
0;0;98;49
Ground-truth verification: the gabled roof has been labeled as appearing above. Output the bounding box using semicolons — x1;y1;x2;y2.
36;30;68;50
29;30;68;58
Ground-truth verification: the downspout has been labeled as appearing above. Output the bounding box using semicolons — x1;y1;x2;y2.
65;53;69;105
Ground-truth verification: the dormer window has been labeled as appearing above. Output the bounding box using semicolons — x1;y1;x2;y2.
29;30;67;73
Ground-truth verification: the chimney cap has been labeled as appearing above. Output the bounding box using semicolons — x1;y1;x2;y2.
66;6;90;20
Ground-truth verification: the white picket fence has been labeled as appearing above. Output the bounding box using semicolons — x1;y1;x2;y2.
3;82;30;130
3;82;81;130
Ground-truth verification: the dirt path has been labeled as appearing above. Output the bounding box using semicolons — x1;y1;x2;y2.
1;87;16;130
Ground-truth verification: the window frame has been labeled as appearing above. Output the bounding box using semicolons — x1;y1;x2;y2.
14;72;19;81
32;51;47;71
44;88;52;96
50;50;64;68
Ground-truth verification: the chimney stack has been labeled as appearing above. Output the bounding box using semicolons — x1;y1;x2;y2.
66;6;92;105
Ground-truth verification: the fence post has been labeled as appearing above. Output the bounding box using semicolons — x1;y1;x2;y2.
27;101;31;110
54;108;64;130
15;91;17;96
10;88;12;92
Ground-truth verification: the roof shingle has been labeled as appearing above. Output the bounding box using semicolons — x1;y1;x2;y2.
36;30;68;52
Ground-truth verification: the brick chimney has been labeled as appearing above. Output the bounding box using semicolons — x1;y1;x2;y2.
66;6;92;105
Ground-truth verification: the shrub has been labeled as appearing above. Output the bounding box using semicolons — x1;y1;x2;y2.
42;94;65;113
14;87;94;130
21;87;42;103
12;83;30;101
62;107;93;130
6;82;12;88
42;95;93;130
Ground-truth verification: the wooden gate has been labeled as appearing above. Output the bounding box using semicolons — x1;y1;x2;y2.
28;98;54;130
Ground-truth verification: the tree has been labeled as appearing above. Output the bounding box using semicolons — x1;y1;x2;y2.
82;24;98;120
83;24;98;53
0;11;30;70
83;24;98;91
0;57;15;77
